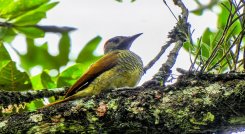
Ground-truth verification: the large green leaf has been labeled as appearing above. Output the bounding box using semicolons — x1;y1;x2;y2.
0;43;11;69
14;26;44;38
202;28;213;46
13;12;46;26
57;63;85;87
12;2;58;26
0;0;13;13
217;1;230;28
0;27;17;43
19;36;71;72
0;61;32;91
0;0;49;20
19;38;59;71
55;32;70;67
76;36;102;63
217;1;241;34
31;71;55;89
200;42;210;59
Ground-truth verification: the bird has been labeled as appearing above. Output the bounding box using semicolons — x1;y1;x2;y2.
43;33;144;107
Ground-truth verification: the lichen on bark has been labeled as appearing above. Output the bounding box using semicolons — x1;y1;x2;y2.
0;73;244;133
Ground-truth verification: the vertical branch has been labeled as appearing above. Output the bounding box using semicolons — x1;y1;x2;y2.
147;0;190;85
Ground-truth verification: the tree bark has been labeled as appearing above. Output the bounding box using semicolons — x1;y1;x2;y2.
0;73;244;133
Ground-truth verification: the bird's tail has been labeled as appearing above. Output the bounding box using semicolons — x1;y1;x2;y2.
40;88;92;109
40;96;74;109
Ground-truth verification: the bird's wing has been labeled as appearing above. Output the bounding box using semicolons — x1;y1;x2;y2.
64;51;120;98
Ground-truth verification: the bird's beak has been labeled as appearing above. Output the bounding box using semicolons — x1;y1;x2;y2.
121;33;143;49
129;33;143;42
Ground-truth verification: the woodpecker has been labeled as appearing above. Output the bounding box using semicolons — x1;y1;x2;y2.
44;33;144;107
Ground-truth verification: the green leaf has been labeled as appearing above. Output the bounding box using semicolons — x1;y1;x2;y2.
31;73;44;90
19;37;70;73
0;43;11;69
0;27;17;43
13;12;46;26
115;0;122;2
0;0;49;20
55;32;70;66
31;71;55;89
0;61;32;91
12;2;59;26
209;29;223;50
0;0;13;13
19;38;57;71
14;26;44;38
202;28;213;45
76;36;102;63
57;63;85;87
217;2;230;28
41;71;56;89
191;9;204;16
26;99;44;111
200;42;210;59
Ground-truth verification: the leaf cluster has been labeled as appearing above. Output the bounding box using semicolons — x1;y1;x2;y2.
0;0;102;110
184;0;245;73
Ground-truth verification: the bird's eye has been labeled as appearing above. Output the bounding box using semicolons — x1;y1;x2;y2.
110;38;120;44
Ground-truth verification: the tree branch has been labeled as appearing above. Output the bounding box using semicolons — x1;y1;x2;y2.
0;73;244;133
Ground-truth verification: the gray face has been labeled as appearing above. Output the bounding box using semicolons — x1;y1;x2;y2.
103;36;128;54
103;33;143;54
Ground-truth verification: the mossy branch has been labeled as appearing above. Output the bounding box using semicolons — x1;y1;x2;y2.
0;73;244;133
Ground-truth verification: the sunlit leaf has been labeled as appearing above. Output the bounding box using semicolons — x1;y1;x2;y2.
0;0;49;20
0;61;32;91
0;43;11;69
13;12;46;26
76;36;102;63
26;99;44;111
200;42;210;59
202;28;213;45
41;71;56;89
12;2;59;26
191;9;204;16
0;27;17;43
115;0;122;2
209;29;222;50
55;32;70;66
31;71;55;89
19;38;59;71
183;41;195;55
14;26;44;38
57;63;85;87
0;0;13;13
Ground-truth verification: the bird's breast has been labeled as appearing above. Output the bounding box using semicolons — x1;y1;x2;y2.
88;50;143;93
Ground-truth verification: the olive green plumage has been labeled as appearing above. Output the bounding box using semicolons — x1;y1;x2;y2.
69;50;143;99
44;33;143;107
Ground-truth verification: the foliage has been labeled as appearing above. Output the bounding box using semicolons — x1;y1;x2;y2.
0;0;244;112
184;1;245;73
0;0;102;109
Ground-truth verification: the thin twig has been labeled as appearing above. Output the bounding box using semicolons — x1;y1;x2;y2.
189;37;202;71
149;0;190;84
201;1;235;72
152;40;184;84
163;0;178;21
36;25;76;33
0;21;76;33
143;41;173;72
207;29;245;72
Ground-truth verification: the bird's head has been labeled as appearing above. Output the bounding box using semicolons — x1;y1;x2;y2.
104;33;142;54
